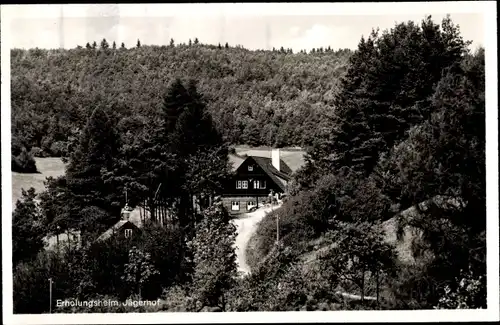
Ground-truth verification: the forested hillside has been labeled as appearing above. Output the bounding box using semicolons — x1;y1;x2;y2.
248;15;486;310
11;14;488;313
11;41;351;161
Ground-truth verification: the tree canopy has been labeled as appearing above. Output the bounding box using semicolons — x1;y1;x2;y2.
11;41;351;159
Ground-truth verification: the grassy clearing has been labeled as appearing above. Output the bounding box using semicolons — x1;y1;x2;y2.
11;157;66;206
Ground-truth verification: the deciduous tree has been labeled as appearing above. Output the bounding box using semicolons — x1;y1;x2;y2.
187;200;237;311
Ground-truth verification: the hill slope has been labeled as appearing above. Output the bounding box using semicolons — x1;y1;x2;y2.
11;44;351;157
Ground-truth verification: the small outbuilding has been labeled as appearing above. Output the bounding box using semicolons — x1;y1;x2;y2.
95;204;141;242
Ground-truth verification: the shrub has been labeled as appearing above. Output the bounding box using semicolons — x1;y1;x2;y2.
13;249;82;314
160;285;197;312
434;267;486;309
247;173;342;271
138;221;185;297
30;146;45;157
187;200;237;311
11;146;38;173
50;141;68;157
246;206;316;272
84;236;137;300
121;246;160;299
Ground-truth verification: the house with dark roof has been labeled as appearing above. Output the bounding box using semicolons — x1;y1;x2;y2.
96;205;141;242
222;149;293;214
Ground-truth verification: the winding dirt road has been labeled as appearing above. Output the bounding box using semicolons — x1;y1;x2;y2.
232;204;281;275
230;203;377;301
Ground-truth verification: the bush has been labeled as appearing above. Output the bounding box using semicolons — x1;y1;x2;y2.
49;141;68;157
13;249;82;314
11;146;38;173
84;236;138;300
247;173;342;271
187;201;238;311
434;267;486;309
246;206;316;272
160;285;197;312
229;245;349;311
30;146;45;157
137;222;185;298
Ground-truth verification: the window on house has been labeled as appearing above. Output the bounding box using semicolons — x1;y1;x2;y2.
231;201;240;211
124;229;132;238
248;165;254;171
254;180;260;189
242;181;248;189
247;201;256;210
236;180;242;189
254;180;266;189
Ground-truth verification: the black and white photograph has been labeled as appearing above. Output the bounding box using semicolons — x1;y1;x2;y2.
1;2;498;323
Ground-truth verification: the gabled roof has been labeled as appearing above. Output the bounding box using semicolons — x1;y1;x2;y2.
229;154;246;171
96;220;139;242
228;150;305;173
237;156;292;192
251;156;292;179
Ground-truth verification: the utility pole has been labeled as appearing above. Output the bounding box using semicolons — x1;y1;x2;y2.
49;278;53;314
56;226;60;252
276;209;279;244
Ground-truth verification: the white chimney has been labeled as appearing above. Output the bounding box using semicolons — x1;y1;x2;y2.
121;204;131;221
272;148;280;171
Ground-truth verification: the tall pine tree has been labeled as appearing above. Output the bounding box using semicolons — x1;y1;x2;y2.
64;105;122;238
305;15;470;180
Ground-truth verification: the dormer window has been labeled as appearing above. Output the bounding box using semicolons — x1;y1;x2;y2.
248;165;254;171
125;229;132;238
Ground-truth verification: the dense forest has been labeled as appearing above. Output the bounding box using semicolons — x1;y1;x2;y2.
12;15;487;313
11;37;351;170
248;15;486;310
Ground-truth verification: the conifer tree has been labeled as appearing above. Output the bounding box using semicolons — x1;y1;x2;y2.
305;15;471;179
64;106;122;236
12;188;46;266
100;38;109;50
155;79;230;236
